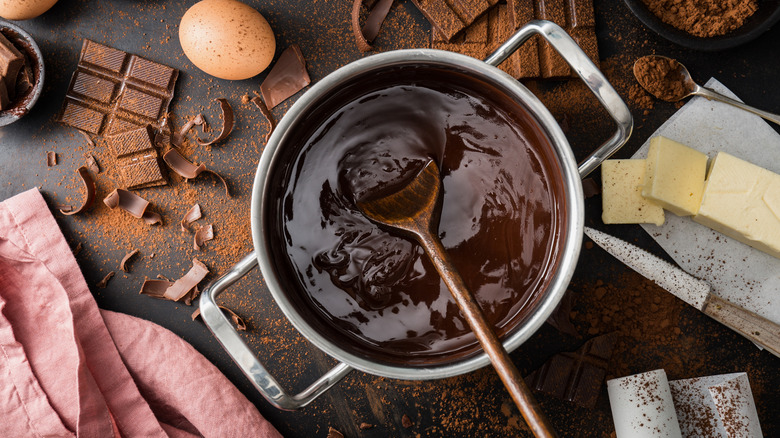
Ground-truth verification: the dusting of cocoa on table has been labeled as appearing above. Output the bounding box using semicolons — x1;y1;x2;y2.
642;0;758;37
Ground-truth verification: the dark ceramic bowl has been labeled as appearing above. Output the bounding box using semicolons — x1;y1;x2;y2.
0;21;45;126
624;0;780;51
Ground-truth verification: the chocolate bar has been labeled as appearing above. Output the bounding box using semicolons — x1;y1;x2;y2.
431;0;598;79
106;125;167;189
412;0;500;42
58;40;178;136
525;332;617;408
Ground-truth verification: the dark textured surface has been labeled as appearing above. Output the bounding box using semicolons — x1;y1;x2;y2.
0;1;779;437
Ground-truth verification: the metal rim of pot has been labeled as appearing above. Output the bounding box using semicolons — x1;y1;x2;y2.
200;20;632;411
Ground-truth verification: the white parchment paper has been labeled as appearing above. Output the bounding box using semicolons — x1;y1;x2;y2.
632;78;780;326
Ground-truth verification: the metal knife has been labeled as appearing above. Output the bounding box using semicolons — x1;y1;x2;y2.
583;226;780;359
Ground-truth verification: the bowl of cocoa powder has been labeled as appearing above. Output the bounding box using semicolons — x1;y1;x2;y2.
624;0;780;51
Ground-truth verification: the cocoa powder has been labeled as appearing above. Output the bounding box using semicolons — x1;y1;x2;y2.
633;56;688;102
642;0;758;38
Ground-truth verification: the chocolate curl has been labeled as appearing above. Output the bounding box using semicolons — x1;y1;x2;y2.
97;271;115;288
191;305;247;331
119;249;139;272
260;45;311;109
163;258;209;301
194;224;213;250
180;203;202;232
162;148;230;197
352;0;394;52
47;151;57;166
78;130;96;148
249;96;276;143
197;99;233;146
84;153;101;174
103;188;163;225
172;113;206;146
140;279;173;298
61;166;96;216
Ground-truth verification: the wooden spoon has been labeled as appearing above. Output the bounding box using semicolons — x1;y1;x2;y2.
357;160;557;438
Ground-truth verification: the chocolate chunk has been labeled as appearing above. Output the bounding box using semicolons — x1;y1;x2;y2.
525;332;618;408
106;125;167;189
46;151;57;167
60;166;96;216
164;258;209;301
546;289;578;337
582;177;600;198
103;188;162;225
162;148;230;197
193;224;213;251
249;96;276;143
197;98;234;146
260;45;311;109
411;0;499;42
181;203;202;233
97;271;115;288
433;0;598;79
0;32;24;103
58;40;178;136
140;279;173;298
401;414;413;428
352;0;395;52
119;249;139;272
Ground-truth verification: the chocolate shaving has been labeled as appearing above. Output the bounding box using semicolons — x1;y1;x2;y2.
183;285;200;306
47;151;57;167
78;130;95;148
97;271;115;288
197;99;233;146
401;414;413;428
84;153;101;174
163;258;209;301
352;0;394;52
181;203;202;232
173;113;206;146
156;274;170;281
191;305;247;331
249;96;276;143
359;423;374;430
73;242;83;256
327;427;345;438
162;148;230;197
60;166;96;216
103;189;163;225
194;224;214;251
140;279;173;298
260;45;311;109
119;249;139;272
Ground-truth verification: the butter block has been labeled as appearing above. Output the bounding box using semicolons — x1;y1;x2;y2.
602;159;665;226
694;152;780;259
642;136;708;217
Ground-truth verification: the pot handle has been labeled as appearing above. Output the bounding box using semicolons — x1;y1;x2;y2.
199;251;353;410
484;20;633;178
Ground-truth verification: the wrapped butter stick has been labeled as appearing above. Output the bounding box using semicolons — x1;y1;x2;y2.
607;369;682;438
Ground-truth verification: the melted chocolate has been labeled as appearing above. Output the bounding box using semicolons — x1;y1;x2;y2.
267;65;566;365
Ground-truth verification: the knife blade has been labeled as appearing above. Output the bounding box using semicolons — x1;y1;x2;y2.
583;226;780;359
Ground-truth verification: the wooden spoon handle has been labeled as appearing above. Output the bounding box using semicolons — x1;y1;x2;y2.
420;234;558;438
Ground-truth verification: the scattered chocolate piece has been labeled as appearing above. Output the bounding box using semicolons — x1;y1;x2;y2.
103;188;163;225
401;414;413;428
181;203;202;232
58;40;179;136
546;289;579;337
249;96;276;143
193;224;214;250
241;94;251;104
60;166;96;216
197;99;233;146
119;249;139;272
172;113;206;146
260;45;311;109
411;0;499;42
199;305;247;330
0;32;24;106
163;258;209;301
156;273;169;281
78;130;96;148
97;271;115;288
162;148;230;197
525;332;618;409
183;285;200;306
352;0;394;52
84;153;101;174
106;125;167;189
140;278;173;298
326;427;344;438
46;151;57;167
73;242;83;256
582;177;600;198
359;422;374;430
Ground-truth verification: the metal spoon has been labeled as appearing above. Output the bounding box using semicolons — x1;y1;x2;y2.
634;55;780;126
357;160;557;438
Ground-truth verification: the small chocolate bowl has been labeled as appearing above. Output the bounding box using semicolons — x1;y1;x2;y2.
0;21;45;127
624;0;780;51
200;20;632;410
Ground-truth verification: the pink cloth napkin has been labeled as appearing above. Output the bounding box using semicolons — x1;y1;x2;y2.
0;188;283;438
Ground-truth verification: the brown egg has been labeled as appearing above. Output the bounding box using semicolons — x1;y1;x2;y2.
179;0;276;80
0;0;59;20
